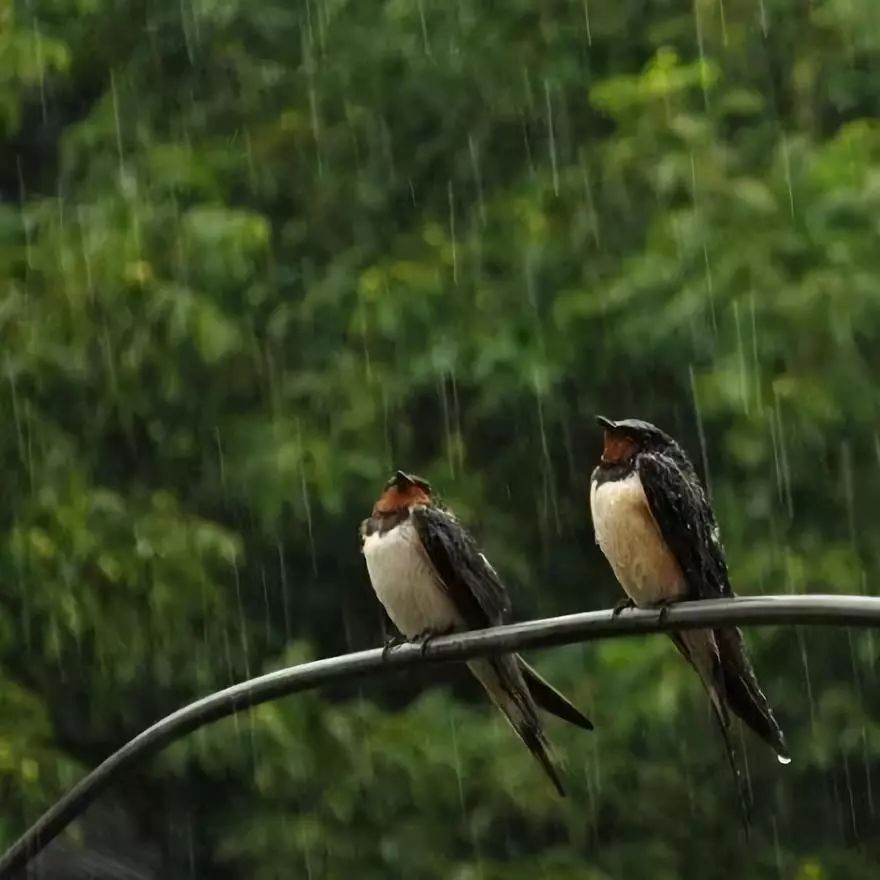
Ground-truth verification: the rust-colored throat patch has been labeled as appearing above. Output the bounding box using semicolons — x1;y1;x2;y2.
374;483;431;515
601;431;639;465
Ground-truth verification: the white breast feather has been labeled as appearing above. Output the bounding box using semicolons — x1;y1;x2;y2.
362;519;463;637
590;471;686;606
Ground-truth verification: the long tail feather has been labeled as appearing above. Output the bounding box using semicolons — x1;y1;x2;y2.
706;687;753;838
669;632;751;835
468;657;567;797
714;627;790;763
516;723;567;797
517;657;594;730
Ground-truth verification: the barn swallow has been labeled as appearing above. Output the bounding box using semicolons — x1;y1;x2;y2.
361;470;593;796
589;417;790;782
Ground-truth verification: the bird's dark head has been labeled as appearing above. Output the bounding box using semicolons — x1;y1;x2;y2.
596;416;675;465
373;470;433;515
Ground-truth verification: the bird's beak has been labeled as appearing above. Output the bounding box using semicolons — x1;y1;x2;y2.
596;415;616;430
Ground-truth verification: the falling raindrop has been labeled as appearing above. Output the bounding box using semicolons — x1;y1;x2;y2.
278;538;291;642
797;629;816;730
749;292;762;415
545;80;559;196
448;181;458;285
733;300;749;415
780;133;795;218
582;0;592;46
417;0;430;55
449;711;466;815
688;365;712;500
468;134;486;226
110;70;125;179
692;0;709;109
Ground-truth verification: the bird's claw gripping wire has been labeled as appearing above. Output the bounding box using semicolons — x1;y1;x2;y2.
612;597;636;617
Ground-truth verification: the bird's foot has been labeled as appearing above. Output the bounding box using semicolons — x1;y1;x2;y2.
411;626;454;657
382;633;407;660
612;597;636;617
411;629;438;657
654;599;677;624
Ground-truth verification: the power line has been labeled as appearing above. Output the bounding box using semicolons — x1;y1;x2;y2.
3;593;880;878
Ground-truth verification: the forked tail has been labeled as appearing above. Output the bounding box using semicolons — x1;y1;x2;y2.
669;631;752;834
517;657;594;730
714;626;790;764
468;656;567;797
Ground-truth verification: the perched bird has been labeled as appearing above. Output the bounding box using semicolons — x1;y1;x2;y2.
361;470;593;796
589;416;790;779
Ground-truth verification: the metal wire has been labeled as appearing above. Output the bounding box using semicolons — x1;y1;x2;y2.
4;593;880;878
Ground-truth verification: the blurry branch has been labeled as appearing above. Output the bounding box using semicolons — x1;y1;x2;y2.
4;594;880;878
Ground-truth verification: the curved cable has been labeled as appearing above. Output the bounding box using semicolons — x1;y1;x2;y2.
4;593;880;877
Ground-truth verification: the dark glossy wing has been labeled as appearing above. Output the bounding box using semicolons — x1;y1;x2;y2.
410;505;512;628
636;451;732;600
639;451;789;762
413;504;590;792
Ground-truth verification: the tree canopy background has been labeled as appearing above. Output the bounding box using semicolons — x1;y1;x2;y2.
3;0;880;876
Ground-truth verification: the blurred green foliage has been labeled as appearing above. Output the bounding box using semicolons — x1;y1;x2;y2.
3;0;880;876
